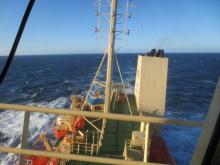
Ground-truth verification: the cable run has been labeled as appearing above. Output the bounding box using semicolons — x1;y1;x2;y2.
0;0;35;85
115;53;133;116
80;48;108;111
79;48;108;132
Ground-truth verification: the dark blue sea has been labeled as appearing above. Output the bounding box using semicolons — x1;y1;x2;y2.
0;53;220;165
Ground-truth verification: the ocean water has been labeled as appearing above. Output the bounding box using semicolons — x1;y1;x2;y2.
0;53;220;165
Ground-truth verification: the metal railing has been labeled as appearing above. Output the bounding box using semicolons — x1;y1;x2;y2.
0;103;203;126
0;146;167;165
0;103;203;165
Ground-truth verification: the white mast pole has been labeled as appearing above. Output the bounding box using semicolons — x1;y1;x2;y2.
104;0;117;113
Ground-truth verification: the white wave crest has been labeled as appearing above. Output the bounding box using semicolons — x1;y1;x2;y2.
0;97;69;164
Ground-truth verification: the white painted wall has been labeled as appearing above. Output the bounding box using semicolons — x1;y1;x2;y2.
134;56;168;117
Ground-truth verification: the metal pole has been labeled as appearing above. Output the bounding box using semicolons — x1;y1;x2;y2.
143;123;149;163
0;146;167;165
20;111;30;165
104;0;117;113
0;103;203;127
191;78;220;165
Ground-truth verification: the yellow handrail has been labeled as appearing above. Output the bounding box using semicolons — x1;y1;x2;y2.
0;103;203;127
0;146;168;165
0;103;204;164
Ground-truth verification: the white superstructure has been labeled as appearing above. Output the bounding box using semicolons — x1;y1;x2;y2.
134;55;168;117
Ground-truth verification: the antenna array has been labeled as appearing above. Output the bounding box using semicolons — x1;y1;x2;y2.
95;0;134;41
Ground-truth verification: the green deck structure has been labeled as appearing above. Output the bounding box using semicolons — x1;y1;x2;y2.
67;95;139;165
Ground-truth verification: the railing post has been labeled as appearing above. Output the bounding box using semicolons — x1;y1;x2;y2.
77;143;80;154
96;131;99;155
71;133;74;154
124;140;128;160
85;130;88;154
143;123;149;163
140;122;145;132
191;78;220;165
19;111;30;165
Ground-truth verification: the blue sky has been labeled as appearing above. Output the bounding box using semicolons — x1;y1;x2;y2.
0;0;220;55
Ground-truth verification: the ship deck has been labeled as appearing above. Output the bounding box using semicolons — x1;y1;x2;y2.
67;94;139;165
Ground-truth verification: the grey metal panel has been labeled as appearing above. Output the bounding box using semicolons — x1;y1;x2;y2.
191;78;220;165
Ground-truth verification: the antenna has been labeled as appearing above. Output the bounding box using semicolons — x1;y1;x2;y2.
93;0;134;113
95;0;134;41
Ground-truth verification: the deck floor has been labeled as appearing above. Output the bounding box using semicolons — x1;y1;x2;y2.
67;94;139;165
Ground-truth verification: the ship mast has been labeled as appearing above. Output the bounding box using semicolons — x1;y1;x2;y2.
104;0;117;113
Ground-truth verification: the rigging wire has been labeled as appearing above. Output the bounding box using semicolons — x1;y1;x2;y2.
80;47;108;112
79;48;108;133
0;0;35;85
114;53;133;116
137;0;147;53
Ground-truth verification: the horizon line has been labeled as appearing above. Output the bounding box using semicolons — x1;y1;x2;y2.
1;51;220;57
